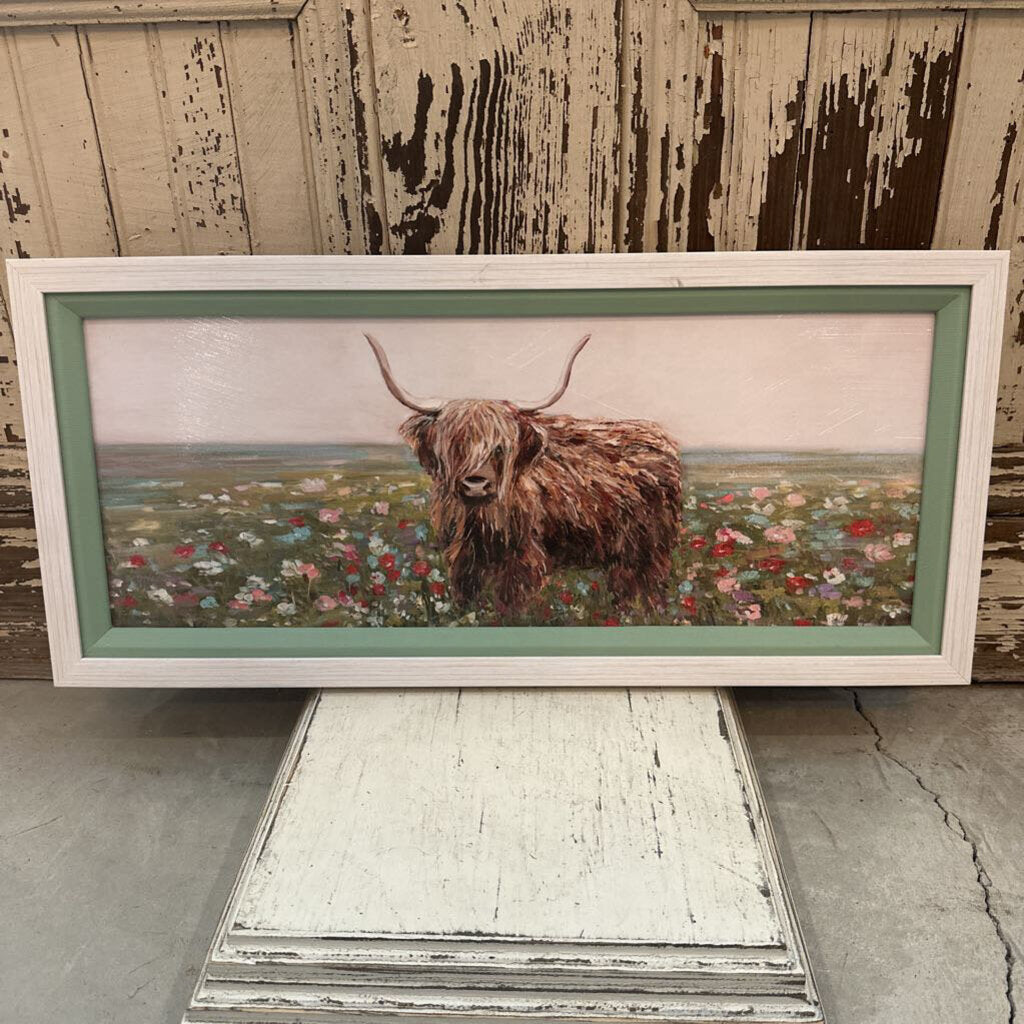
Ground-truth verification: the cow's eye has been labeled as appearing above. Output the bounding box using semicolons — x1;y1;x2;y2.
493;445;504;460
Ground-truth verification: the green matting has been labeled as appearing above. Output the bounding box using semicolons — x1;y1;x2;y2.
45;286;969;659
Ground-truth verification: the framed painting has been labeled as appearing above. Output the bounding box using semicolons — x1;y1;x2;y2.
7;252;1006;687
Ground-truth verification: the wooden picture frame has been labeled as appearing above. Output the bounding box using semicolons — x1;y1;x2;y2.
7;251;1007;687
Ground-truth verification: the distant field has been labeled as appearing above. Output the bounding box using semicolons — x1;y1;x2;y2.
96;444;922;629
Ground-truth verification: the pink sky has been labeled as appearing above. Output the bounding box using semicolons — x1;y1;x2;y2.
83;313;934;452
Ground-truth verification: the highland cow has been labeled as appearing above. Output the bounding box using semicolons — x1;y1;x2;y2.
365;334;683;614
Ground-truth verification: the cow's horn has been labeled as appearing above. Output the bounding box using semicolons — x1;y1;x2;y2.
364;334;443;414
516;334;591;413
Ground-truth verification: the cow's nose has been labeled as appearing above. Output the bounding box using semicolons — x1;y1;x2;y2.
462;475;492;495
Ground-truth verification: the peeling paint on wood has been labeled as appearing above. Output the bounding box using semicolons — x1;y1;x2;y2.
618;0;697;253
794;13;964;249
689;14;809;251
371;0;620;254
933;13;1024;451
295;0;387;254
0;443;31;511
0;511;48;679
220;20;318;254
0;26;118;442
3;1;304;27
80;22;251;255
976;517;1024;680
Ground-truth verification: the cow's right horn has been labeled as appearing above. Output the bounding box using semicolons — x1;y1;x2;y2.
364;334;444;414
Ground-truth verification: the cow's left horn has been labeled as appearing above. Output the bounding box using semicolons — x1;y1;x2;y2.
364;334;444;414
516;334;591;413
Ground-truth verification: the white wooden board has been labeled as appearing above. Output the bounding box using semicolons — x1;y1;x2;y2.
184;687;823;1023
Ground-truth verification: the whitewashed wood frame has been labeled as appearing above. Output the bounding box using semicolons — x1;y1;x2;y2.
7;252;1008;688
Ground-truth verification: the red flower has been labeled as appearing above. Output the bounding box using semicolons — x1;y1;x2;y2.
590;580;600;592
785;575;814;593
793;618;814;626
711;541;735;558
209;541;228;554
174;544;195;558
844;519;876;538
757;557;785;573
429;582;446;597
689;536;707;550
412;560;431;578
173;592;199;606
714;566;731;578
127;554;146;567
386;569;401;583
397;519;411;530
114;595;137;608
720;492;735;504
372;583;386;596
288;516;305;527
603;616;621;627
559;590;574;605
379;553;396;570
681;595;696;614
345;562;361;575
842;557;858;570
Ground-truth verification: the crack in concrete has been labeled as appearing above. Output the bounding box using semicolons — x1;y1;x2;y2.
848;688;1017;1024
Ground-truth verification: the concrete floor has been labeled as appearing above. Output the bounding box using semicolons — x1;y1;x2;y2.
0;683;1020;1024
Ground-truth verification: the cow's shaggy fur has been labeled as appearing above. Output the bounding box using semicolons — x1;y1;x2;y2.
401;399;683;613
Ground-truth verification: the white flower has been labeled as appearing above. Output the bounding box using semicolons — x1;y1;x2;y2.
892;531;913;547
233;590;254;605
246;576;269;590
146;587;174;605
238;531;264;548
370;500;391;515
275;601;296;616
824;496;850;509
370;571;386;586
193;560;224;576
280;559;303;578
198;492;215;501
332;528;350;542
368;534;387;555
298;477;327;493
825;613;848;626
823;567;846;585
216;493;232;503
131;537;151;547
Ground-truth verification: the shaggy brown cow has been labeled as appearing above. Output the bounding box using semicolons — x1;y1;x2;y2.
365;334;683;614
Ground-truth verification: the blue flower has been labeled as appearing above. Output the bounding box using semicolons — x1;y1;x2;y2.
200;596;218;609
275;526;312;544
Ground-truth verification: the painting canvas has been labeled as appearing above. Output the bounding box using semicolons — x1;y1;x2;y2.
83;312;931;631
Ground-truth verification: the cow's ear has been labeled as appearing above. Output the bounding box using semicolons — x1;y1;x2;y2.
515;416;547;471
400;413;439;476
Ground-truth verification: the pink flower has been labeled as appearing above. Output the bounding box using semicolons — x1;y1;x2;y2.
843;595;865;608
209;541;229;554
315;595;338;612
128;554;146;568
174;544;195;558
173;592;199;606
750;486;771;501
892;532;913;547
716;575;739;594
864;544;894;563
298;562;320;580
740;604;762;622
228;599;249;610
764;525;796;544
785;492;806;507
720;493;735;504
318;508;342;523
250;588;273;603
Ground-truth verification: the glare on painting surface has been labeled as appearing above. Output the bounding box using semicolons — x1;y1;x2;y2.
83;314;931;629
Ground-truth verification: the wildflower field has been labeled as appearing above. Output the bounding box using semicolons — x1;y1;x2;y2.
98;444;921;629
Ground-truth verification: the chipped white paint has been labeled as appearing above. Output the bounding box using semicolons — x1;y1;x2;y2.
692;14;809;251
184;688;823;1023
7;252;1006;687
933;13;1024;449
2;1;303;26
795;12;964;249
80;23;250;255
